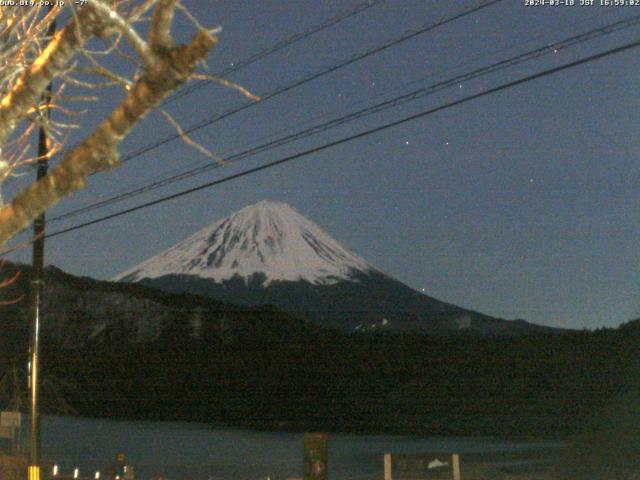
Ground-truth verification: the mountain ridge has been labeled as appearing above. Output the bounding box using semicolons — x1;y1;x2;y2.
0;260;328;353
1;260;635;439
115;200;557;336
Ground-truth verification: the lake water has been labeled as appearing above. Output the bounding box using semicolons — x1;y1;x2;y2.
38;415;561;480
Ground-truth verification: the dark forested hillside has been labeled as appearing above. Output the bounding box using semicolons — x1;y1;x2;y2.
43;324;640;438
1;262;638;438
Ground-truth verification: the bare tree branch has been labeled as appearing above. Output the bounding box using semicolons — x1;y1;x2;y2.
0;6;90;145
0;2;219;246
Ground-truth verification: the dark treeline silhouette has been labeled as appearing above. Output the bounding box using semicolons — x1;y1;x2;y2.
37;318;640;439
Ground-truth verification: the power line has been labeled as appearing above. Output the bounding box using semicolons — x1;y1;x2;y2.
45;0;384;172
49;0;509;222
50;0;506;220
162;0;386;105
46;38;640;239
47;13;640;224
115;0;506;168
50;6;619;220
59;2;385;97
61;0;384;86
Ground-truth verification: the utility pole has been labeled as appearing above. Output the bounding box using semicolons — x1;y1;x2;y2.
28;7;56;480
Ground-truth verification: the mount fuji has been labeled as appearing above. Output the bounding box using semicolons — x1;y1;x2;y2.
117;200;373;287
115;200;548;335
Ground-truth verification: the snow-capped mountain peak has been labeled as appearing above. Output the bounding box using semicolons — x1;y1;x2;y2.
115;200;374;286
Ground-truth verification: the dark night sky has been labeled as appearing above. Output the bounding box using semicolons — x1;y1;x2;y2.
5;0;640;330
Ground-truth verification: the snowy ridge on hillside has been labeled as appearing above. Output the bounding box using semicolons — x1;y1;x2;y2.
115;200;374;286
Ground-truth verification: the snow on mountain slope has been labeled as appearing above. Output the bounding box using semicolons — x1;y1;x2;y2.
115;200;374;286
